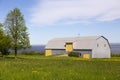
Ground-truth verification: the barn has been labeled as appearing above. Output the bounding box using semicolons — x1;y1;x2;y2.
45;36;111;58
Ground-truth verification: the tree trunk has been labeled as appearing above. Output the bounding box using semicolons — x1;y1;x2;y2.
2;54;5;61
15;47;17;59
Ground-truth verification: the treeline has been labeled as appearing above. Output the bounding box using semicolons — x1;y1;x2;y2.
0;8;30;58
0;23;11;55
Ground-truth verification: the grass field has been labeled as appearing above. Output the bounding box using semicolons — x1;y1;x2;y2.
0;55;120;80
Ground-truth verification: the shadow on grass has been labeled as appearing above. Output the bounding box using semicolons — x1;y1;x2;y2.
0;56;28;60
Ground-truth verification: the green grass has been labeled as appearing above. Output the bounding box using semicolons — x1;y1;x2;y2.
0;55;120;80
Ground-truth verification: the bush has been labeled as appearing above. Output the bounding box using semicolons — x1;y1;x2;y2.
21;51;44;55
21;51;35;55
37;52;45;55
68;51;81;57
111;54;120;57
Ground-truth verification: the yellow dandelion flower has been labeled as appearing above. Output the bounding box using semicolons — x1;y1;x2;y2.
21;69;24;71
32;70;38;73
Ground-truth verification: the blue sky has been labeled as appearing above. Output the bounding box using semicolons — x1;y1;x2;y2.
0;0;120;45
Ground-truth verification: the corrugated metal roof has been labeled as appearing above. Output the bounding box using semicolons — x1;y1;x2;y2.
45;36;103;49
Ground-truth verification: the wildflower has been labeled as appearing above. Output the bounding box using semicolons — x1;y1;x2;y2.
21;69;24;71
103;77;106;80
4;62;7;65
32;70;38;73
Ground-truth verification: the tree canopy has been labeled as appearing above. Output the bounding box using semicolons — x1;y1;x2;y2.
0;23;11;56
4;8;30;57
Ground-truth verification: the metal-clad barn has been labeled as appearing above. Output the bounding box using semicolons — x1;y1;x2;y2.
45;36;111;58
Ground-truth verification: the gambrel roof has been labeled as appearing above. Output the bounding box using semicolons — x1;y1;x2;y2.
45;36;108;50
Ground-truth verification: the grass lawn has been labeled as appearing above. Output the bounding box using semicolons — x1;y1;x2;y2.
0;55;120;80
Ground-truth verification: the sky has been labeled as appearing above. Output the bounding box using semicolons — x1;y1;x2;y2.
0;0;120;45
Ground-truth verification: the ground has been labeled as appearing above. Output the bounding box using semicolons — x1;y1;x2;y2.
0;54;120;80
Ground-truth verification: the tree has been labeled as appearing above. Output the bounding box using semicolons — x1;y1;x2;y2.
0;23;11;56
4;8;30;57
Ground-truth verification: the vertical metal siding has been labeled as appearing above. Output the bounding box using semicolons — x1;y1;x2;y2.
74;49;92;58
92;37;111;58
52;49;66;55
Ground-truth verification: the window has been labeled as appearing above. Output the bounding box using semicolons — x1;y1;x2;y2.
64;44;66;47
97;44;99;47
104;44;106;47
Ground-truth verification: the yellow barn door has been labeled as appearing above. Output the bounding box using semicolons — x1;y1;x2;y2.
45;49;52;56
66;43;73;52
83;54;90;59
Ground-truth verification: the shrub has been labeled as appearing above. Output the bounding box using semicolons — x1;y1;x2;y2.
21;51;37;55
21;51;45;55
37;52;45;55
111;54;120;57
68;51;81;57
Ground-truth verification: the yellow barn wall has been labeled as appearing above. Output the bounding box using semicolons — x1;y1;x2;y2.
45;49;52;56
83;54;90;59
66;43;73;52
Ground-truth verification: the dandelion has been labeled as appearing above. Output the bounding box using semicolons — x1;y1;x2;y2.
4;62;7;65
21;69;24;71
103;77;106;80
32;70;38;73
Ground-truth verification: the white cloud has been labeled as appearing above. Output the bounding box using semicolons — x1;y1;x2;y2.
30;0;120;25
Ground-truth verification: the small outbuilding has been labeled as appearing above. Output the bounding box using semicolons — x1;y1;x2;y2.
45;36;111;58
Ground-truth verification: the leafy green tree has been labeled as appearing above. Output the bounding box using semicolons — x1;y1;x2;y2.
0;23;11;56
4;8;30;57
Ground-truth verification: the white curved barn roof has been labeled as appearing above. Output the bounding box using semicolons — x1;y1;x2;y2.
45;36;107;49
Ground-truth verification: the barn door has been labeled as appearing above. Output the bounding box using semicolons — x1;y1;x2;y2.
83;54;90;59
45;49;52;56
66;43;73;52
